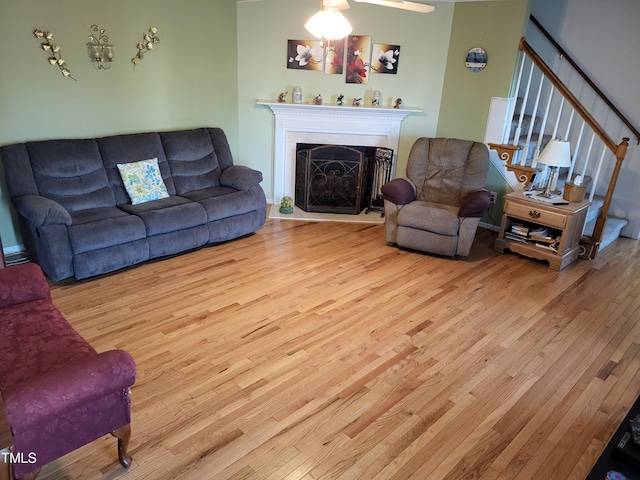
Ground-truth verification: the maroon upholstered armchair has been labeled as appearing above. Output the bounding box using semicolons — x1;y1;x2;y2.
0;263;136;480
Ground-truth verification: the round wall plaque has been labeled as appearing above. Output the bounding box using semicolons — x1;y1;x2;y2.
465;47;487;72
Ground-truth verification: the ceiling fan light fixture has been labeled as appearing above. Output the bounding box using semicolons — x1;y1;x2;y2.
304;8;353;40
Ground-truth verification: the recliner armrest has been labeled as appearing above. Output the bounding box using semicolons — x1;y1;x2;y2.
459;189;491;218
381;178;416;205
0;263;51;308
220;165;263;191
3;350;136;431
14;195;72;227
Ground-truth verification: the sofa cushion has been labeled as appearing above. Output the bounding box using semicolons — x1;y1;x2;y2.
397;201;460;236
70;206;130;225
68;209;146;254
26;139;116;212
180;186;236;203
160;129;221;194
118;196;207;236
73;240;149;280
117;158;170;205
98;132;176;204
198;190;258;222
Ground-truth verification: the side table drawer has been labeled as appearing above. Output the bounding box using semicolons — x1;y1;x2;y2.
506;201;567;229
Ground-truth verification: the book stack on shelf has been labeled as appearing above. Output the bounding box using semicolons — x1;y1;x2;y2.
504;223;530;243
530;227;559;252
504;223;560;253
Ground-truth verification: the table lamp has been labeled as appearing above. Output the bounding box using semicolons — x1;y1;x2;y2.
536;139;572;198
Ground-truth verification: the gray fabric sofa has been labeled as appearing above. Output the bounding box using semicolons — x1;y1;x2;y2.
0;127;267;281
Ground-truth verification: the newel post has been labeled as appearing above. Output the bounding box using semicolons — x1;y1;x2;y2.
585;137;629;259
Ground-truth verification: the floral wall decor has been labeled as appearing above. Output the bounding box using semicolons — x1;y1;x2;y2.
132;26;160;69
345;35;371;84
371;44;400;74
287;40;324;71
324;39;344;75
34;29;75;80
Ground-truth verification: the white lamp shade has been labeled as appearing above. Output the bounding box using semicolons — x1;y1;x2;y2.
305;9;352;40
537;139;572;168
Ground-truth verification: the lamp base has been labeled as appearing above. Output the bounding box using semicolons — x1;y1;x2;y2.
536;190;557;199
537;166;559;199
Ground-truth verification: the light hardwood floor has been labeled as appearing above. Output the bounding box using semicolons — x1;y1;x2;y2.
39;217;640;479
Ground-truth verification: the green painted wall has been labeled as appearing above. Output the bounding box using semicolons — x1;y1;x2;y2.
0;0;239;250
0;0;530;251
437;0;530;228
437;0;529;141
236;0;456;202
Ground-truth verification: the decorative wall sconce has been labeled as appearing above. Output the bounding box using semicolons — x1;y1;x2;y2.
87;25;114;69
34;29;75;80
132;26;160;69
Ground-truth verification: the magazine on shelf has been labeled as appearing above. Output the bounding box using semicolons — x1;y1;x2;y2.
534;242;558;253
530;226;550;236
510;224;530;236
530;234;556;244
505;233;530;243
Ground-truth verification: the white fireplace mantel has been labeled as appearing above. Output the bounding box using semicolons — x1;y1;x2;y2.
257;100;422;205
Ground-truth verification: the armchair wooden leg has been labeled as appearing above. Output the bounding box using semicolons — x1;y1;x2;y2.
0;452;10;480
111;425;132;468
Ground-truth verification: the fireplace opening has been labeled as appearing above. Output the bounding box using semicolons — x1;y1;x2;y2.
295;144;393;215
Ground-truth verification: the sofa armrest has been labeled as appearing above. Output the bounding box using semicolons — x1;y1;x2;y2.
220;165;263;191
381;178;416;205
14;195;71;227
459;189;491;218
3;350;136;431
0;263;51;308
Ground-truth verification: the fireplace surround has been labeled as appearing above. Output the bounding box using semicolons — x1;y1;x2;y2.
258;101;422;220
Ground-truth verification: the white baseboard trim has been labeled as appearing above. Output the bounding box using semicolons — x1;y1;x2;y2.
479;221;500;232
3;244;25;255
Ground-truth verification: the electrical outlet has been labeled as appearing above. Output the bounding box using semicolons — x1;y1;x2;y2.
490;191;498;204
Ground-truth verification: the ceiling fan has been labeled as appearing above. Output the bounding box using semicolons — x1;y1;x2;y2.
237;0;435;14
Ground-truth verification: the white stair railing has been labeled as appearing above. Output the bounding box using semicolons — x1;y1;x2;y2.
495;38;630;258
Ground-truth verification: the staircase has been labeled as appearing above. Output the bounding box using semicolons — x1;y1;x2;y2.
488;98;628;255
486;30;634;259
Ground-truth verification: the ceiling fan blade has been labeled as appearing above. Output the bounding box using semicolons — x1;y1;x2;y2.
352;0;435;13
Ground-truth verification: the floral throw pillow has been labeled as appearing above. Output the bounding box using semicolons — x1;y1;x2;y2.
117;158;170;205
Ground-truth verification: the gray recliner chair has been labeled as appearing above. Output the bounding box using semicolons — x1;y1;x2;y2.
382;137;491;257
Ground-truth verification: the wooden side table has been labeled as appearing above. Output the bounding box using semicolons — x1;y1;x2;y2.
494;190;591;270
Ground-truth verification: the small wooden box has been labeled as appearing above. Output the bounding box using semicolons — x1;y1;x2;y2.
563;182;587;203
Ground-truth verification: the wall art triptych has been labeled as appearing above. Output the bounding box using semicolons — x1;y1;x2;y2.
287;36;400;83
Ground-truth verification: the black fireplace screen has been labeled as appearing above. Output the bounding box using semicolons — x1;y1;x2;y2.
295;143;393;215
